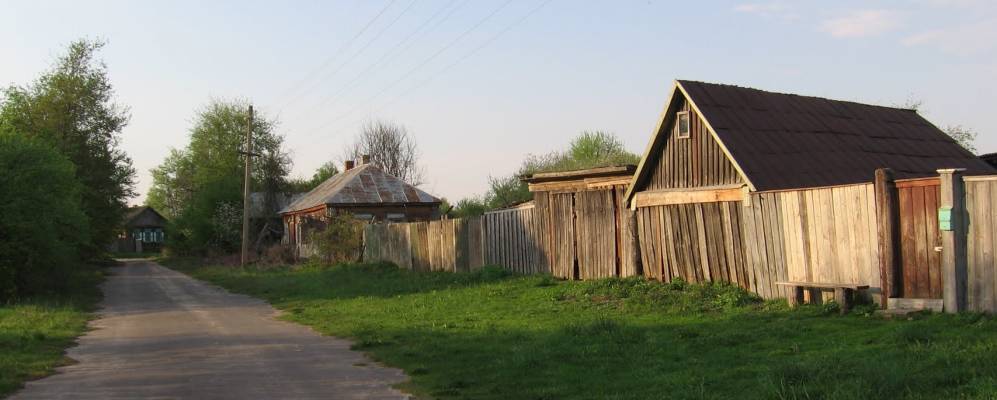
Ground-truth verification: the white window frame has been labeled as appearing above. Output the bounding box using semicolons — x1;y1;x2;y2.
676;111;691;139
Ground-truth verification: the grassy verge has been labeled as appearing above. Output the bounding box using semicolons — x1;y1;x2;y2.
165;259;997;399
0;265;104;397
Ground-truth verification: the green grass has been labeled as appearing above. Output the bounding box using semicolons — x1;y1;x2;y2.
0;265;104;397
165;259;997;399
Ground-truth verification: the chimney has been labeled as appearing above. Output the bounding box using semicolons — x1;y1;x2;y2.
361;154;371;165
344;160;355;171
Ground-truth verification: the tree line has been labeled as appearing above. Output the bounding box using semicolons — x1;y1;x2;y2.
145;104;425;257
0;40;134;300
443;131;641;218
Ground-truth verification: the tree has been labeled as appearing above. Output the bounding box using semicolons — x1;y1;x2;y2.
478;131;640;209
0;130;88;300
451;197;489;218
308;213;363;264
344;120;424;185
944;125;978;154
146;99;291;254
287;161;340;192
0;39;135;257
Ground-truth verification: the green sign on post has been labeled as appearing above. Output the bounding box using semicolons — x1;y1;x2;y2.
939;207;953;231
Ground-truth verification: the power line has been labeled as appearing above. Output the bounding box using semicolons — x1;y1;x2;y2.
275;0;397;111
298;0;467;118
304;0;514;137
285;0;421;116
378;0;552;113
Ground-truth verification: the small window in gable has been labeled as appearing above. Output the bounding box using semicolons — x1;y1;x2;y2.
676;111;690;139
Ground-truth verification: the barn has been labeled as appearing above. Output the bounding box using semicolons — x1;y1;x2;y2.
281;157;441;256
624;80;993;307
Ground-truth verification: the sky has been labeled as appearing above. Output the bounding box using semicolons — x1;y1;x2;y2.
2;0;996;204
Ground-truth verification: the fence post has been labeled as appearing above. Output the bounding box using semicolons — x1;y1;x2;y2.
938;168;968;313
874;168;901;306
627;210;642;276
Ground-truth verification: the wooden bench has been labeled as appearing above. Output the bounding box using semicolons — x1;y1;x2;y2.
775;282;870;314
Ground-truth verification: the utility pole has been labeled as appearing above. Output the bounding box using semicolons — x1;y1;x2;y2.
241;105;254;267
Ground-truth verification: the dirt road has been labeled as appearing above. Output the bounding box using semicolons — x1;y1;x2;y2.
12;260;408;399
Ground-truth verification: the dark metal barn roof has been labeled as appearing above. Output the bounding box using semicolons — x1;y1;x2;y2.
664;80;993;191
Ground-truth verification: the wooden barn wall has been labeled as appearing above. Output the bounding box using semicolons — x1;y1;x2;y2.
644;97;743;191
744;184;880;300
635;183;880;301
533;185;639;279
965;177;997;313
636;201;748;289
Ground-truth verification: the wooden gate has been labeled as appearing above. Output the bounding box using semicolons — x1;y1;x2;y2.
895;178;943;299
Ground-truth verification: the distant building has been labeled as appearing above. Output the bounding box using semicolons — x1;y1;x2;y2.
110;206;168;253
280;156;441;254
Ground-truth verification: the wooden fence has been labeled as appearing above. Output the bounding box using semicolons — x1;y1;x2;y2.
635;183;880;300
363;205;550;274
965;176;997;312
363;173;997;311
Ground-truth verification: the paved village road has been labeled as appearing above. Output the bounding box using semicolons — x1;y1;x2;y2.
13;260;409;400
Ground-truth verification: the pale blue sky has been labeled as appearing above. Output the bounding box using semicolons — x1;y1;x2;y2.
3;0;996;204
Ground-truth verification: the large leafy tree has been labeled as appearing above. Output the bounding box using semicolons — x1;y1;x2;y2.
0;39;135;257
287;160;340;192
146;100;290;253
0;130;89;299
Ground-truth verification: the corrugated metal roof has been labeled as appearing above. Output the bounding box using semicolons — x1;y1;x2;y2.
281;164;440;214
676;80;994;191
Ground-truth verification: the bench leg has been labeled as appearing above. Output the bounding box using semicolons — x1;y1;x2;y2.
788;286;804;308
834;288;852;315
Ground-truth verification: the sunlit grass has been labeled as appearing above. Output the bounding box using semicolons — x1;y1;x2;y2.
167;259;997;400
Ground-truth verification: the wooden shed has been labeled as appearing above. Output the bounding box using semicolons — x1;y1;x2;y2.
281;158;441;256
523;165;639;279
624;80;994;302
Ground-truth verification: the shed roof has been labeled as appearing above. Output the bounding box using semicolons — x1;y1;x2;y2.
281;163;440;214
522;165;636;183
628;80;994;198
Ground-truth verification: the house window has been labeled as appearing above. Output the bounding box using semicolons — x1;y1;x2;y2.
676;111;690;139
353;213;374;221
386;213;406;222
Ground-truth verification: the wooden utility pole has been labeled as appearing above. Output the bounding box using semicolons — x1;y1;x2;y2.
938;168;967;313
241;105;254;267
874;168;900;305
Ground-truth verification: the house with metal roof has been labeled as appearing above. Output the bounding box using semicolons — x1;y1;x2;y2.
625;80;993;206
280;157;441;249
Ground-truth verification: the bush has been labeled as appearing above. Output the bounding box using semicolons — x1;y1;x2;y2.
261;243;296;266
0;131;88;300
308;213;363;264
